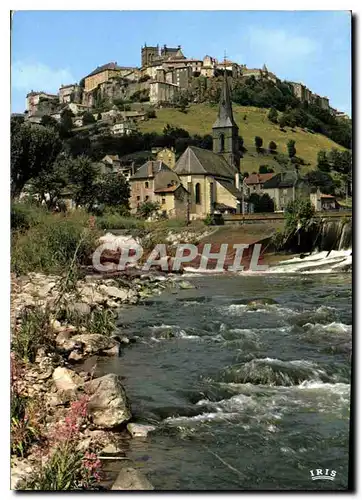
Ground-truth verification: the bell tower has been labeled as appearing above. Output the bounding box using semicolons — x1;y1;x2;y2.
212;69;240;170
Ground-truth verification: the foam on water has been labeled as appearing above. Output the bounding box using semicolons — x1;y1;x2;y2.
269;249;352;274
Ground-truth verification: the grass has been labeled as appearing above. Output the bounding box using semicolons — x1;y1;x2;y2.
12;307;54;363
11;205;100;276
57;307;117;337
138;103;346;172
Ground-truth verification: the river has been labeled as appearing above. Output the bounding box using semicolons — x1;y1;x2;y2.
97;257;352;491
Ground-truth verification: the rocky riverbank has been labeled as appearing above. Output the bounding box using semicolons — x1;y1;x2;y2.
10;266;194;490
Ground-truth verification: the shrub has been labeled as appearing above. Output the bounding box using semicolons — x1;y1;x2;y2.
137;201;160;219
12;307;53;363
11;202;48;232
254;136;263;151
11;211;100;275
58;307;117;337
96;213;144;231
20;396;103;490
268;141;277;153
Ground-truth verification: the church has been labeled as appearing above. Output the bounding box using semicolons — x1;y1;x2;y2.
129;71;247;219
174;70;246;219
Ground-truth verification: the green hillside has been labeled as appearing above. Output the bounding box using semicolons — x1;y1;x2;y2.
138;103;346;173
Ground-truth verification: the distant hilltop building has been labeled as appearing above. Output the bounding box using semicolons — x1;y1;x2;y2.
22;41;345;123
289;81;330;110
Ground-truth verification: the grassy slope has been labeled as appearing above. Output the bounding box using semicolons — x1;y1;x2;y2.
138;103;346;173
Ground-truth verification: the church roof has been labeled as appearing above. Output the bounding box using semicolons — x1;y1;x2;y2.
174;146;237;179
217;179;243;199
212;71;238;129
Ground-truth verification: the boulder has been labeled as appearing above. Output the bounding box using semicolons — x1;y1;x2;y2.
86;374;131;429
111;467;154;490
127;423;156;438
52;367;83;392
99;285;129;301
100;443;125;457
178;280;195;290
102;344;121;357
70;334;117;355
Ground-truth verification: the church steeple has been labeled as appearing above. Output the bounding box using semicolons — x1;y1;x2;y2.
212;70;240;170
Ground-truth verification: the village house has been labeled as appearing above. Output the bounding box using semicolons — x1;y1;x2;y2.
58;83;82;104
129;160;188;218
262;171;310;212
84;62;123;93
110;122;135;136
149;81;179;104
310;190;339;211
244;173;276;193
26;91;59;117
100;155;134;180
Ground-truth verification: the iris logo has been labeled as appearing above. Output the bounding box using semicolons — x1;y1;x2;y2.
310;469;337;481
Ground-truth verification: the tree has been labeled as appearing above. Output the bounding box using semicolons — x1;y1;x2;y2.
287;139;296;159
259;165;274;174
40;115;58;128
255;136;263;151
317;150;331;172
279;114;288;129
285;199;315;231
267;107;278;124
137;201;160;219
59;108;74;138
28;154;69;208
11;119;62;198
238;136;244;151
269;141;277;153
249;192;274;212
95;172;130;211
82;111;96;125
66;155;99;209
304;170;335;195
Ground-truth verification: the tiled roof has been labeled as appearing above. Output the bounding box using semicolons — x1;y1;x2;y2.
85;62;122;78
154;185;180;193
263;171;300;189
321;193;335;199
131;160;171;179
245;173;275;185
174;146;237;179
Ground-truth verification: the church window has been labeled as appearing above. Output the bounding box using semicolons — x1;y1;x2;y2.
220;133;225;152
145;181;149;188
195;183;201;205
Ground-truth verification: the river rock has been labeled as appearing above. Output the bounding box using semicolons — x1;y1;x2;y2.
247;298;278;308
52;367;83;392
70;333;117;355
102;344;121;357
111;467;154;490
11;460;34;490
127;423;156;438
100;443;125;457
100;285;129;301
178;280;195;290
86;374;131;429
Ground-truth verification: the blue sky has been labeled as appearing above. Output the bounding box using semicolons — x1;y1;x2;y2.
11;10;351;114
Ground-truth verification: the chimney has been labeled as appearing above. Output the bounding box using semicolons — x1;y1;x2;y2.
147;161;153;177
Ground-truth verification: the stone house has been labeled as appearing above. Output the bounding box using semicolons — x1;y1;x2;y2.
310;190;339;211
244;173;275;193
26;91;59;116
129;160;188;218
110;122;134;136
262;171;310;211
84;62;123;92
59;84;82;104
149;81;179;104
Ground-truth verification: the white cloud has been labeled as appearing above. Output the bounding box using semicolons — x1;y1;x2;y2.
11;61;76;93
245;27;318;65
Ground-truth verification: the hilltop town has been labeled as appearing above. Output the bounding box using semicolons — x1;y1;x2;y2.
22;43;349;132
